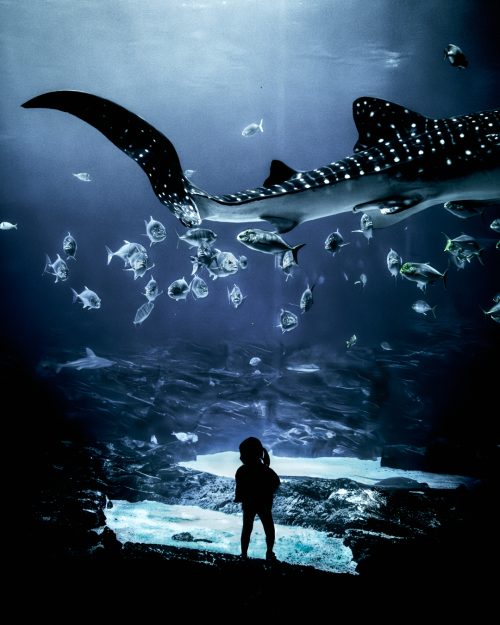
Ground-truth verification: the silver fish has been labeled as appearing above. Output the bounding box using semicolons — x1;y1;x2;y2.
126;250;154;280
249;357;261;367
386;248;402;280
443;200;490;219
134;300;155;325
352;213;373;241
106;240;147;266
354;273;367;288
443;233;484;265
71;286;101;309
23;92;500;236
62;232;77;260
178;228;217;248
278;308;298;333
205;250;239;280
168;277;191;300
324;229;349;255
443;43;468;69
56;347;113;373
72;172;91;181
380;341;392;351
300;283;315;313
242;119;263;137
227;283;245;308
144;216;166;245
346;334;357;348
238;255;248;269
400;262;448;292
277;249;296;279
183;169;196;179
490;218;500;233
237;229;305;263
144;276;163;302
0;221;17;230
412;300;437;317
190;275;209;299
286;363;320;373
44;254;69;283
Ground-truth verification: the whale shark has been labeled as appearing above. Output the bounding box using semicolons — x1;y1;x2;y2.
22;91;499;233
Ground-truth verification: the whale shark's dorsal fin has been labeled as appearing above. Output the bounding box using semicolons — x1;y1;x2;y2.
352;97;429;153
85;347;96;358
263;159;298;188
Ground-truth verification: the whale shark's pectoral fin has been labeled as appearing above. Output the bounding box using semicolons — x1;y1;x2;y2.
21;90;201;227
353;194;423;216
263;160;299;187
261;215;299;233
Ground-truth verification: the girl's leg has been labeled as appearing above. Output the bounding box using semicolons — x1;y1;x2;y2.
258;508;276;556
241;508;256;557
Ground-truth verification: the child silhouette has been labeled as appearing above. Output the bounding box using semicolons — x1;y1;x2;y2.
234;437;280;561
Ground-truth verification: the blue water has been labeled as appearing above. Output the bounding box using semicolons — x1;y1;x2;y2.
0;0;499;462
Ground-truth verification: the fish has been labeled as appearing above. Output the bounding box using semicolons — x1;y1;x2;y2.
0;221;17;230
178;227;217;248
242;119;263;137
172;432;198;443
126;250;154;279
72;172;91;181
249;357;262;367
351;213;373;241
278;309;298;333
400;262;448;291
71;286;101;309
144;216;166;245
62;232;77;260
238;255;248;269
133;300;155;325
183;169;196;179
443;233;484;265
443;43;468;69
56;347;114;373
167;277;191;300
380;341;392;351
190;275;209;299
205;249;239;280
386;248;402;280
22;92;500;234
237;228;305;263
106;240;147;266
277;249;296;279
300;283;315;313
150;434;158;444
354;273;367;288
490;218;500;233
227;283;245;308
443;199;496;219
144;275;163;302
412;300;437;317
44;254;69;283
346;334;357;348
324;228;349;255
286;363;320;373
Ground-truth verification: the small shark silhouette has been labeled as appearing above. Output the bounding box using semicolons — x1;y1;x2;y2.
56;347;115;373
22;91;500;233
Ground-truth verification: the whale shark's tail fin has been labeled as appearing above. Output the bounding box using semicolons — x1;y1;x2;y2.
22;90;201;228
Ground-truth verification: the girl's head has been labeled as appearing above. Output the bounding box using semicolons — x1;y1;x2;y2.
239;436;270;466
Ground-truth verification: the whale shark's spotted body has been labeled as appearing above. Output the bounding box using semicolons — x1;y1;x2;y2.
22;91;499;233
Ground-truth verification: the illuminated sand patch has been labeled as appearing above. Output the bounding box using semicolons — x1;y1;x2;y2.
180;452;473;489
106;501;356;574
